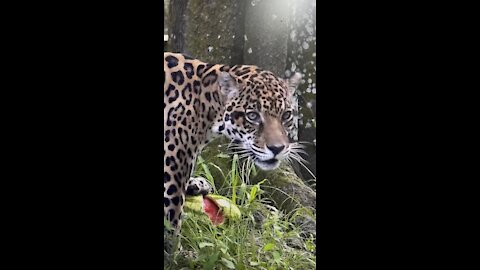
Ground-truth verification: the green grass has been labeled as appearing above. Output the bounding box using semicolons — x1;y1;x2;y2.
165;154;316;270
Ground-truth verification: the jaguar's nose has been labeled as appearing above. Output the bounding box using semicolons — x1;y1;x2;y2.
267;145;285;156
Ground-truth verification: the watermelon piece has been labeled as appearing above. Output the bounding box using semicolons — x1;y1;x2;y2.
203;196;225;225
205;194;241;220
184;194;241;225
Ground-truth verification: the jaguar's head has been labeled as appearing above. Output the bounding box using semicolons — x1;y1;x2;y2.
213;69;303;170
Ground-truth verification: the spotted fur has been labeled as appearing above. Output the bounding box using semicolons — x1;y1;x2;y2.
164;52;301;244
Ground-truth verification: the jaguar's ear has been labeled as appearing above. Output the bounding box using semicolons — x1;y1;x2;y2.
218;72;239;102
285;72;302;98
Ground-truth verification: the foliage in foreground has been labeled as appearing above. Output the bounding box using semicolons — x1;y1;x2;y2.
165;154;316;270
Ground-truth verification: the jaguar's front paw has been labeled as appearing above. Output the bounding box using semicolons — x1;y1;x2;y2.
186;176;213;196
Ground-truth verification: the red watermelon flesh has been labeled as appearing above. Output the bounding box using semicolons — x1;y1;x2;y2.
202;196;225;225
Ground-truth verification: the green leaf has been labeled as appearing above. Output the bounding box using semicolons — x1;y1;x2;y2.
231;154;239;205
251;164;257;176
305;240;316;252
221;258;236;269
272;251;281;262
249;185;258;203
263;242;275;252
203;251;219;270
201;163;214;183
198;242;215;249
249;261;260;266
257;179;267;185
216;153;230;159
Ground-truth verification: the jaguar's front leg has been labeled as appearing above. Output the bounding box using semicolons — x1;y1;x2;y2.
163;170;187;253
164;176;213;253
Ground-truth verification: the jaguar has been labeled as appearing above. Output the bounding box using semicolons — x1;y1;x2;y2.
164;52;302;248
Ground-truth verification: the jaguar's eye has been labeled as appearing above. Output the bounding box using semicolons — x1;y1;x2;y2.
282;111;292;121
246;111;261;122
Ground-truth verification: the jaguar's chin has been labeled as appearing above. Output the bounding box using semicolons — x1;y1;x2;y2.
254;158;280;171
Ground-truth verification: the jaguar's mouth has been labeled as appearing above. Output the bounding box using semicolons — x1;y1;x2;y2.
226;143;281;171
254;158;280;170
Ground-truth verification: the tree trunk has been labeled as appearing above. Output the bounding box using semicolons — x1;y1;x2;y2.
168;0;246;65
168;0;188;52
